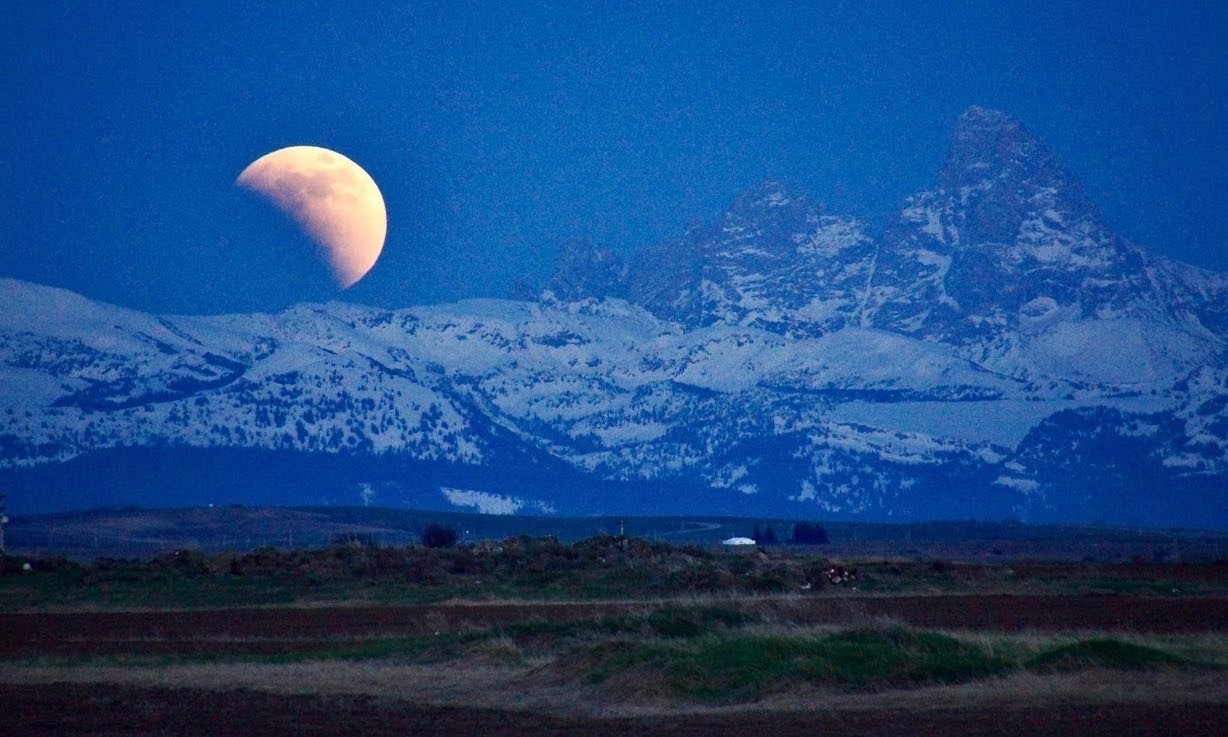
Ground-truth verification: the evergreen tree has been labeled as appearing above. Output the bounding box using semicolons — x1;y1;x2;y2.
791;522;829;545
421;523;458;548
761;525;778;545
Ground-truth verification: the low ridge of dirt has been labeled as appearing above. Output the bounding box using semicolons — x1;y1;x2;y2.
2;683;1226;737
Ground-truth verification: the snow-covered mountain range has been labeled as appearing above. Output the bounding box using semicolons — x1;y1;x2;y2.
3;108;1226;527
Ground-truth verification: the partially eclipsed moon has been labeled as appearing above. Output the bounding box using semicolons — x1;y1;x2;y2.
237;146;387;288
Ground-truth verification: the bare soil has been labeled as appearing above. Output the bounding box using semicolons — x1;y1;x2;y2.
2;682;1226;737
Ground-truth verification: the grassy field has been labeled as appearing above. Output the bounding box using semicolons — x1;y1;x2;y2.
3;597;1226;700
2;598;1226;737
2;531;1227;735
5;615;1226;685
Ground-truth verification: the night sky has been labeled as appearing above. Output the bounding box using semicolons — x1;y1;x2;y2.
3;1;1225;315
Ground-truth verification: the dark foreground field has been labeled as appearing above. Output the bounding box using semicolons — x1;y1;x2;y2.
2;536;1227;736
5;682;1227;737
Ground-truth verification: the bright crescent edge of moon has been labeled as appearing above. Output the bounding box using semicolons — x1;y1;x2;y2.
237;145;387;289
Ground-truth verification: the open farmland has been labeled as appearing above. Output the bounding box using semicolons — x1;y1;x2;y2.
2;532;1227;736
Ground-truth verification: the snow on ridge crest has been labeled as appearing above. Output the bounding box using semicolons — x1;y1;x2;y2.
1;275;1225;525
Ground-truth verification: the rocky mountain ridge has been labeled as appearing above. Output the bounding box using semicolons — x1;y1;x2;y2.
546;108;1225;382
2;107;1225;527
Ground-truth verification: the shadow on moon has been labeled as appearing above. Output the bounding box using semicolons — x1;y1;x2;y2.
220;188;351;308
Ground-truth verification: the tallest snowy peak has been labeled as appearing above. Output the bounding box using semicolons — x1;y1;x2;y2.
940;106;1051;191
933;106;1097;242
955;105;1018;130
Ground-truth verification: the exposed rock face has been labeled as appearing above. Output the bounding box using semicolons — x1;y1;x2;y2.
627;181;875;335
619;107;1223;384
542;239;629;302
874;107;1154;342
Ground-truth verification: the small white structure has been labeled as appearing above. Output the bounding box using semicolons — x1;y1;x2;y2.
722;536;757;546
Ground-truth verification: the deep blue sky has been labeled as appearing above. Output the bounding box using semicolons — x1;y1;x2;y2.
2;1;1225;314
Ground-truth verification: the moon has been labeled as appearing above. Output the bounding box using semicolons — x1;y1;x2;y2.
237;146;387;288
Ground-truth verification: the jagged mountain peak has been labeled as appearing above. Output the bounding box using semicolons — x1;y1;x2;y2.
950;105;1024;143
625;180;873;330
937;106;1096;231
957;105;1015;125
726;180;817;216
560;111;1222;368
542;238;628;303
941;106;1039;188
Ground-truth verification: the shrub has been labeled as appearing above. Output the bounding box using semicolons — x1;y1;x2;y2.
421;523;458;549
1028;639;1189;671
748;564;800;592
643;606;755;638
152;549;211;577
587;627;1011;701
331;532;377;547
0;554;82;576
790;522;829;545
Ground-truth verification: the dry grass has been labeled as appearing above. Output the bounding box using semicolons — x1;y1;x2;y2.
2;659;1225;718
4;592;1226;718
